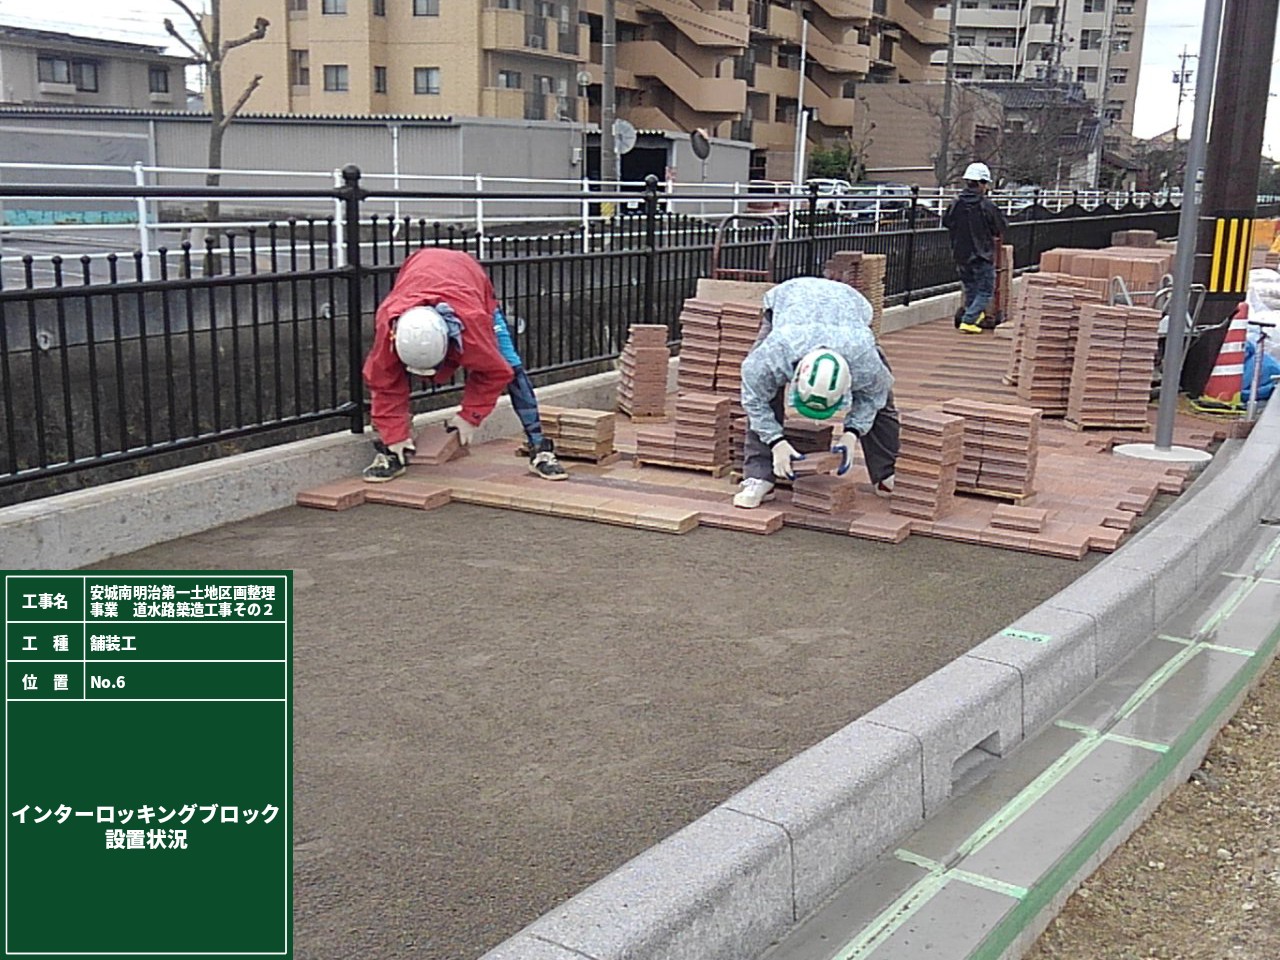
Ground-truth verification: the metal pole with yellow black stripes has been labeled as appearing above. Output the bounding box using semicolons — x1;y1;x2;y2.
1206;213;1256;296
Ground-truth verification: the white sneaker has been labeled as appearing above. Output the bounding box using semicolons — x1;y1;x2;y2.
733;478;776;509
873;474;895;498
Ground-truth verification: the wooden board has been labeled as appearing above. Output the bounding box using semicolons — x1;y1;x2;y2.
635;456;731;478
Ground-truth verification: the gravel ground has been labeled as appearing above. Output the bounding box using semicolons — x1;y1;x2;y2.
1026;661;1280;960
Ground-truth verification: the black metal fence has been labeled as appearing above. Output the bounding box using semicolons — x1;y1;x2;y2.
0;169;1192;504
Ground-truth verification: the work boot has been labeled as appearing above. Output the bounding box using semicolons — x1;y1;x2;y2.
732;478;776;509
528;438;568;481
362;441;410;483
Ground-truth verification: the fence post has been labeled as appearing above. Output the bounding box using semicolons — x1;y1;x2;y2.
1029;188;1041;264
806;180;819;275
474;173;485;237
342;165;368;434
902;184;919;306
732;180;742;217
132;161;153;281
642;174;659;327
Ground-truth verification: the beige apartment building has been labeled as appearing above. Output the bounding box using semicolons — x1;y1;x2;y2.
220;0;947;181
943;0;1147;136
0;24;189;110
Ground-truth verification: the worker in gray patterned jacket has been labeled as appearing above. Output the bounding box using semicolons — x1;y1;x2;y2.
734;277;900;509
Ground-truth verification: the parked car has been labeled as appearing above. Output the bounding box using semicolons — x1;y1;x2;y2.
744;180;796;216
842;183;914;223
805;178;854;212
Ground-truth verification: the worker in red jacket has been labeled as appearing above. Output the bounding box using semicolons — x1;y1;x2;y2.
360;247;566;482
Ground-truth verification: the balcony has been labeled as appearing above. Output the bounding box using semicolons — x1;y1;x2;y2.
618;39;747;114
481;7;526;50
481;86;526;119
811;0;873;20
754;62;798;99
638;0;748;46
805;78;857;127
755;1;800;41
809;33;871;73
886;0;948;46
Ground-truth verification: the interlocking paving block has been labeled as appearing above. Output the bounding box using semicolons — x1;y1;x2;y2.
414;423;465;465
697;504;786;535
965;606;1097;738
522;807;793;960
361;481;451;511
862;657;1021;817
723;720;922;918
633;504;701;534
295;479;368;511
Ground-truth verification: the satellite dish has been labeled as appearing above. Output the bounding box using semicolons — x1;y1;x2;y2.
613;118;637;155
576;70;592;90
691;128;711;160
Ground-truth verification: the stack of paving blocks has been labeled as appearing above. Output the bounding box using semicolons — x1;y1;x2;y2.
1111;229;1158;248
784;420;834;454
1038;246;1174;306
716;302;759;396
635;392;731;471
1066;303;1161;429
994;243;1014;325
618;324;670;418
539;407;616;461
791;474;858;513
823;251;887;339
1014;275;1105;415
889;408;965;521
675;299;722;393
941;398;1041;499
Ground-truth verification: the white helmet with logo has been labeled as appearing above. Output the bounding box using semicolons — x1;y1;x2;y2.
791;347;852;420
963;162;992;184
394;305;449;375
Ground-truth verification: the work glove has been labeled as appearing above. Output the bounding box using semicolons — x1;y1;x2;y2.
770;438;804;480
832;430;861;477
446;415;477;446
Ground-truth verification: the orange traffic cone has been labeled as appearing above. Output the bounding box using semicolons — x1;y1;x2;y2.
1191;302;1249;414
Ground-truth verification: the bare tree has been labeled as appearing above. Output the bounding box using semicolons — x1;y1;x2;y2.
883;86;997;187
165;1;269;226
991;106;1093;188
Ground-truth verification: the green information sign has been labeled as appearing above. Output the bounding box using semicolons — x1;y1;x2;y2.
2;572;292;958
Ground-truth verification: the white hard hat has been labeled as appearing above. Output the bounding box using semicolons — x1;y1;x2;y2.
791;347;852;420
963;162;992;183
394;305;449;375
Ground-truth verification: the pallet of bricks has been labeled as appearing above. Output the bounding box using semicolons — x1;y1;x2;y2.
1038;245;1174;305
538;407;617;463
717;302;759;470
889;409;966;521
823;251;887;340
1009;273;1107;411
634;392;731;476
617;324;670;419
1066;303;1162;430
940;399;1040;500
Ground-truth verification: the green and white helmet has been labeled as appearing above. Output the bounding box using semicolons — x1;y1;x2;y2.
791;347;851;420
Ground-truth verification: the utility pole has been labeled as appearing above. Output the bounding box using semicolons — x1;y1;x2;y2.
1184;0;1280;394
1172;46;1197;141
937;0;961;185
602;0;617;187
791;4;810;189
1093;0;1119;188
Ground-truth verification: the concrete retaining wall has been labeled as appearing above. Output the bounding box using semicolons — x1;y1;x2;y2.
478;404;1280;960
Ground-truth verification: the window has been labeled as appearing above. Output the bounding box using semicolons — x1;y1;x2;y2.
1114;30;1133;52
984;66;1013;80
288;0;307;9
37;56;70;84
1110;67;1129;85
497;69;522;89
323;64;349;91
1077;66;1098;83
373;65;388;93
414;66;441;94
1082;0;1104;11
149;66;170;93
290;49;310;86
956;32;976;47
72;61;98;92
954;67;974;80
413;0;440;14
1116;0;1134;12
374;0;386;12
321;0;346;13
1079;29;1101;50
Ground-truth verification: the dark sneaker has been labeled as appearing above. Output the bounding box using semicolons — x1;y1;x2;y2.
362;443;408;483
977;311;1003;330
529;449;568;480
954;306;966;329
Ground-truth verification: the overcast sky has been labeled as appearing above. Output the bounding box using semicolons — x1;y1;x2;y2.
3;0;1279;156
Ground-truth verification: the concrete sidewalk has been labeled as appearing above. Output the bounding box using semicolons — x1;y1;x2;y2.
89;500;1103;960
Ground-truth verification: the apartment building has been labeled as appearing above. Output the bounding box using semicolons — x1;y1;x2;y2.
943;0;1146;136
0;24;189;109
220;0;947;181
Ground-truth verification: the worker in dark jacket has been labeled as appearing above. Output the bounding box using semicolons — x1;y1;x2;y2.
943;162;1009;334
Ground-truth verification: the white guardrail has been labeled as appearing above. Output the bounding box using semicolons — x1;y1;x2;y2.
0;161;1184;281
